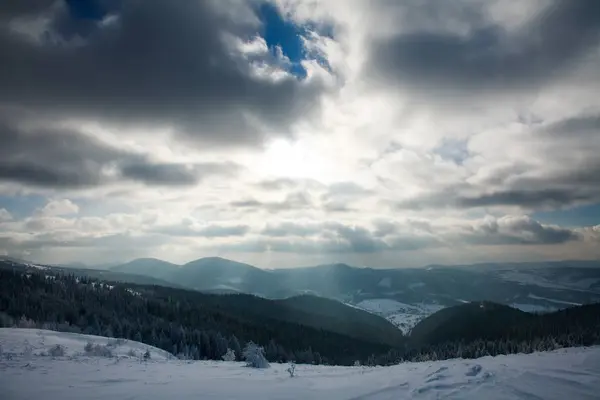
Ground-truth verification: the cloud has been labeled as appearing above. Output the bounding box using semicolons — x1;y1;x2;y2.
119;161;239;187
0;1;598;267
231;191;314;212
38;199;79;217
0;0;329;148
0;208;12;222
462;215;581;245
0;115;239;189
153;222;250;238
368;0;600;94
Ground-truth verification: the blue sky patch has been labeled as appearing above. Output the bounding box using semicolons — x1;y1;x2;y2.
0;195;46;219
258;3;307;78
532;203;600;227
434;138;470;165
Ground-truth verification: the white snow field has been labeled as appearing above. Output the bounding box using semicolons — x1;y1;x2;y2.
1;329;600;400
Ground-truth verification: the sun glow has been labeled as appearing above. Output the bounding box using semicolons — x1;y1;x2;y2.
258;138;335;182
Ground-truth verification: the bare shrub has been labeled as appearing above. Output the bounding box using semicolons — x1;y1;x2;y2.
47;344;66;357
83;341;113;358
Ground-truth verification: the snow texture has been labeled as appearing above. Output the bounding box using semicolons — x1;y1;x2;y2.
2;328;599;399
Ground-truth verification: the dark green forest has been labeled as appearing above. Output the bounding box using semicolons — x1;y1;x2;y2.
1;268;599;366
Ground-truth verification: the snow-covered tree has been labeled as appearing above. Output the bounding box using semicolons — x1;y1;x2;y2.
243;342;270;369
222;348;236;362
287;362;296;377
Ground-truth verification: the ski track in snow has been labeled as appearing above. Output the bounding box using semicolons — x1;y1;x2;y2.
1;329;599;399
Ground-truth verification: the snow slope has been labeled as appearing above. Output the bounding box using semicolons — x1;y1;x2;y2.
0;328;173;360
2;329;599;399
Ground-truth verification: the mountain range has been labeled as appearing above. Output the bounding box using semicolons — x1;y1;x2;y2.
3;255;600;334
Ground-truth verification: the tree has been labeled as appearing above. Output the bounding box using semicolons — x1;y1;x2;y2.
243;342;270;369
229;335;242;361
222;348;236;362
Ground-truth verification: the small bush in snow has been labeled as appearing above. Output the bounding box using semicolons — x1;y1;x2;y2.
143;349;151;360
22;341;33;357
47;344;66;357
287;362;296;377
243;342;270;369
222;348;236;362
84;341;113;358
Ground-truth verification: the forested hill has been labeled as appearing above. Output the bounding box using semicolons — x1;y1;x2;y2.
0;268;396;365
410;301;600;346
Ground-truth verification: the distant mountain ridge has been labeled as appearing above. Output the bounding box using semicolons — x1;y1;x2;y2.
4;255;600;334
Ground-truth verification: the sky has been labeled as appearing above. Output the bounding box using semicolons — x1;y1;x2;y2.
0;0;600;268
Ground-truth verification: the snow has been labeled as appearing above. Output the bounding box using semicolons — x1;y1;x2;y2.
354;299;445;334
26;263;49;270
2;329;599;399
126;288;141;297
0;328;173;360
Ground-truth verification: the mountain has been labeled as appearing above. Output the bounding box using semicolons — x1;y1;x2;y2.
410;301;533;345
21;255;600;333
409;301;600;348
4;264;600;367
168;257;279;296
277;295;405;347
0;258;180;288
110;258;180;279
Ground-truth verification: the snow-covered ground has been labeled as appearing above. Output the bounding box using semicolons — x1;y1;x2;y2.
0;328;173;360
353;299;445;334
5;329;598;399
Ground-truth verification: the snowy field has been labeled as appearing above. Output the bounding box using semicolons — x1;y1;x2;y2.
2;329;600;399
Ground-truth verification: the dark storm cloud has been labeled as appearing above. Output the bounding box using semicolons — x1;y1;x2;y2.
369;0;600;92
0;0;325;147
120;161;239;187
0;115;239;188
0;0;56;19
543;114;600;138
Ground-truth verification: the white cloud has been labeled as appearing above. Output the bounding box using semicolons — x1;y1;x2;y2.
0;0;598;267
38;199;79;217
0;208;12;222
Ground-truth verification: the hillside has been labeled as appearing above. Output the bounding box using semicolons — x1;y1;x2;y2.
110;258;179;279
0;268;394;365
276;295;405;347
2;329;600;399
0;258;181;288
6;256;600;339
409;301;600;349
410;302;534;345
